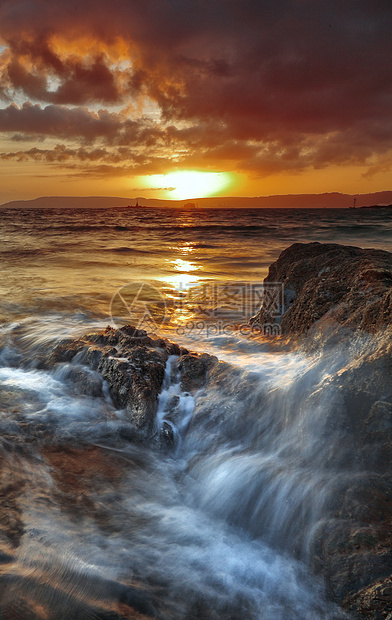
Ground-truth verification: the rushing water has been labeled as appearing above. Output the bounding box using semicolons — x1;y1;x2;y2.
1;205;391;618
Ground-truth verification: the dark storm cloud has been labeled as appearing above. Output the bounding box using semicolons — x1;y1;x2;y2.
0;103;162;146
0;0;391;176
0;144;127;163
0;143;177;178
6;50;120;105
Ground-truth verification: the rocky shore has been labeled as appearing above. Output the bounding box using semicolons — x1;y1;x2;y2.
45;325;218;447
40;241;392;619
2;241;392;619
251;242;392;618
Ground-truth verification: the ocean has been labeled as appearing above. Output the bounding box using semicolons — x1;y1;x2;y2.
2;205;391;324
0;205;391;618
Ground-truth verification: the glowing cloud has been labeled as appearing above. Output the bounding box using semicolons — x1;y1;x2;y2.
1;1;392;201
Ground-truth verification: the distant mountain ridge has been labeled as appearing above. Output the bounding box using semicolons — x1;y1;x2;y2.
2;191;392;209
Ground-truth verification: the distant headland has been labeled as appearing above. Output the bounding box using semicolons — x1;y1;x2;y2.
1;191;392;210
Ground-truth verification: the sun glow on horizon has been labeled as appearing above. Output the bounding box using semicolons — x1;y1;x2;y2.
146;170;232;199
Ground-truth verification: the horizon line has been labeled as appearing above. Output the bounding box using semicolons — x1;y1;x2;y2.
2;188;392;206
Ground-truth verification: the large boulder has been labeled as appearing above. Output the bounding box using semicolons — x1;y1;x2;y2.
45;325;217;439
46;326;178;438
251;242;392;337
251;242;392;617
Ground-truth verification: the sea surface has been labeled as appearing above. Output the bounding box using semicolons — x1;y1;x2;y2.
0;205;391;618
1;205;392;324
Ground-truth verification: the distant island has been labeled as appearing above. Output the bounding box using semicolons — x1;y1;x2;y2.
1;191;392;210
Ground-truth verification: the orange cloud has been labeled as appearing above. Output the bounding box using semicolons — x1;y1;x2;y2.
0;0;391;184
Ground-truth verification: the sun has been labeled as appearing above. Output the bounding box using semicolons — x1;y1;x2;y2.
146;170;232;200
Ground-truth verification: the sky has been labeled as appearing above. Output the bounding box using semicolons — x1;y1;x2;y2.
0;0;392;203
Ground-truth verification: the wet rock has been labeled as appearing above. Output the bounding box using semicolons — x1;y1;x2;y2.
97;350;166;435
346;574;392;619
165;394;181;413
159;420;178;452
44;325;184;438
300;346;392;612
79;344;118;369
44;326;194;439
45;327;217;442
178;352;219;392
365;401;392;439
45;339;87;365
58;364;104;398
0;444;157;620
251;242;392;337
250;243;392;616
